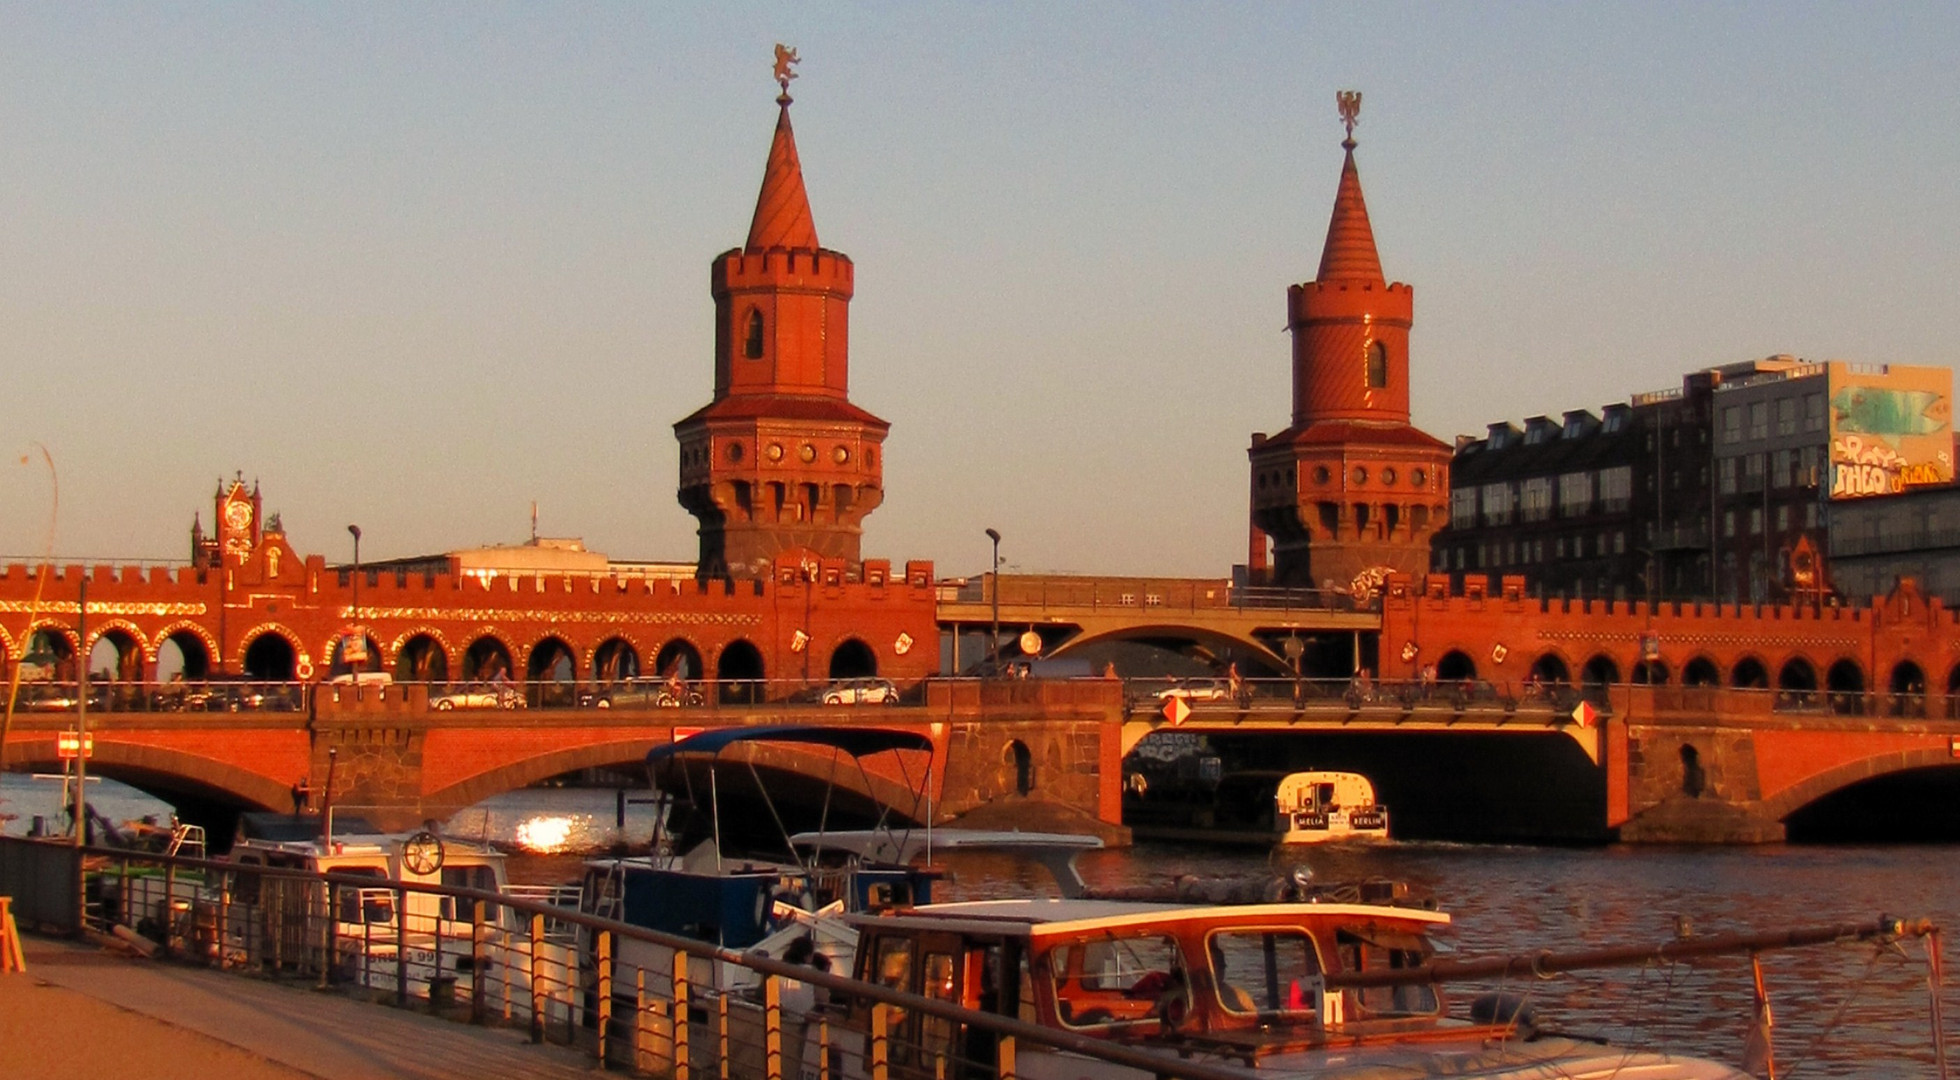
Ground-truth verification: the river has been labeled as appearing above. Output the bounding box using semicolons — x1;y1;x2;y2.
3;774;1950;1075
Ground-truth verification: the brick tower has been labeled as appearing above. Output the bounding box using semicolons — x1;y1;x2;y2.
1248;93;1451;590
675;61;888;580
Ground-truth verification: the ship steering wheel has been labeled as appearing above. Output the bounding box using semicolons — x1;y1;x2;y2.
403;830;446;876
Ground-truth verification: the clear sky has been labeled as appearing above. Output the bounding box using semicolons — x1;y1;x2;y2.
3;4;1956;578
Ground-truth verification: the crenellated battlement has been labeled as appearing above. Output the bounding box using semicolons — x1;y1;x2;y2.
712;246;854;296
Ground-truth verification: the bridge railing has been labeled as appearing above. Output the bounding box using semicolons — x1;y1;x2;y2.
948;575;1365;614
43;839;1262;1080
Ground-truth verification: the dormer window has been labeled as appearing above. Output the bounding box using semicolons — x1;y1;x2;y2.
1365;341;1388;389
743;309;765;359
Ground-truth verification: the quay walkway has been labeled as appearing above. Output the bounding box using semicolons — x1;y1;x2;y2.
0;935;600;1080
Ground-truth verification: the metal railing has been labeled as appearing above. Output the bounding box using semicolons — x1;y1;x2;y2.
51;841;1263;1080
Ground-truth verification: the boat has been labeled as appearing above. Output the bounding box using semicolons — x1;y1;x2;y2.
576;725;1101;994
119;810;582;1014
1273;771;1388;844
796;876;1934;1080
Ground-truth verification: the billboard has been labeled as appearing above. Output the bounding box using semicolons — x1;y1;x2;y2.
1828;363;1953;499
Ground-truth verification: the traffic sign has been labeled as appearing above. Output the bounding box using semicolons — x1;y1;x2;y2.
57;732;94;760
1163;697;1191;726
1571;700;1598;729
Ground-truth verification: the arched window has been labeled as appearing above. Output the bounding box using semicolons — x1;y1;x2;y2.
1365;341;1388;389
743;309;765;359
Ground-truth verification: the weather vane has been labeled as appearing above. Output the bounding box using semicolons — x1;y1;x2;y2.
1336;89;1361;149
773;43;800;102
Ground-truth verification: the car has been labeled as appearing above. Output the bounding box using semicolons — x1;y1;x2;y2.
822;677;899;706
1152;678;1235;703
586;679;704;709
430;683;523;711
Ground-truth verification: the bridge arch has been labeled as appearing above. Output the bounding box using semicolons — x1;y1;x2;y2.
1529;651;1572;686
716;639;765;704
655;638;704;681
85;619;148;661
1731;656;1769;690
6;735;292;819
1888;661;1928;718
1762;746;1960;826
1631;658;1670;685
1826;658;1865;715
1776;656;1818;710
593;636;642;683
1044;624;1290;677
1435;649;1477;681
526;636;578;706
394;630;451;683
88;622;148;683
1579;654;1619;702
829;638;878;679
327;629;385;676
462;632;515;681
25;622;80;681
238;624;303;680
1682;656;1720;687
154;620;217;666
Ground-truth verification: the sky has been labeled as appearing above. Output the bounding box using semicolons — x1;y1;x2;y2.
3;4;1957;578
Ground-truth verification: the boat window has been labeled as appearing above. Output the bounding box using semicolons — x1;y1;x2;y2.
333;868;393;924
919;952;958;1061
1335;927;1439;1017
1205;929;1323;1017
230;855;263;904
1046;933;1182;1030
438;865;499;920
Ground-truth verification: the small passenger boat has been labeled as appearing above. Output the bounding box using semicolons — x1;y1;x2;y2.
1273;771;1388;845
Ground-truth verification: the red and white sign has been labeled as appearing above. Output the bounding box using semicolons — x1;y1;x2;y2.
57;732;94;760
1163;697;1191;727
1570;701;1599;729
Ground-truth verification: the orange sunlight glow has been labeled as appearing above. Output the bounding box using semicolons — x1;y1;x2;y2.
513;815;576;853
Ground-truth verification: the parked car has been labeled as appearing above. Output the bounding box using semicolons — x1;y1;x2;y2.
1152;678;1234;703
822;677;899;706
430;683;523;711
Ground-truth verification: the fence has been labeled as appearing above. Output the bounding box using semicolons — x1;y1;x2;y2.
51;842;1261;1080
0;837;80;933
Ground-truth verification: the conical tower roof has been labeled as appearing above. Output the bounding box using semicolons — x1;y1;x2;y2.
1315;146;1385;283
745;97;820;251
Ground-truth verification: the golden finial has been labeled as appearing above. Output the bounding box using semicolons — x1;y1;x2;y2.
1336;90;1361;150
773;44;800;104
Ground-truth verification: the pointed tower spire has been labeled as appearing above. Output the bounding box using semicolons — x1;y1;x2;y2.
746;46;819;251
1316;91;1385;283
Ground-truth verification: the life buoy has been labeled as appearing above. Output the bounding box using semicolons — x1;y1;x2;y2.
295;658;315;680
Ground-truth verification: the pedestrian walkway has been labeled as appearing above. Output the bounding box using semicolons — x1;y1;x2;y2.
0;935;601;1080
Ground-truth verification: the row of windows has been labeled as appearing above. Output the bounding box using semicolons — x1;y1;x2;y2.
1721;502;1823;538
1716;448;1823;494
1457;467;1634;528
1720;394;1827;445
1448;530;1630;570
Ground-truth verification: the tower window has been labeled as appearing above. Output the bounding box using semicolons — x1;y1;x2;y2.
1365;341;1388;389
744;309;764;359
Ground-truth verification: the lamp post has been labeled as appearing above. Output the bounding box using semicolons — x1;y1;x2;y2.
346;524;362;672
984;528;1001;671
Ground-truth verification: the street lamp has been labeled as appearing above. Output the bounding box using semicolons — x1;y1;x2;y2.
984;528;1001;671
346;524;362;672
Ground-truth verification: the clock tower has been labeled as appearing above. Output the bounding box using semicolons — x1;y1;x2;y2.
193;473;262;569
675;55;888;581
1248;94;1451;590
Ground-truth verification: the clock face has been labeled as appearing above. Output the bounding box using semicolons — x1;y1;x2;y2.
224;500;253;531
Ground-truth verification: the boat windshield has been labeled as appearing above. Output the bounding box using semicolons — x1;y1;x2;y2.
1335;927;1440;1018
1045;932;1184;1030
1204;928;1323;1018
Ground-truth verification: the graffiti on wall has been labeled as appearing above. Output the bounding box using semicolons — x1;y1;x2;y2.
1828;366;1954;499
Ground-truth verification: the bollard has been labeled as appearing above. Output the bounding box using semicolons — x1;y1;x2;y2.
674;962;692;1080
596;931;613;1065
470;899;487;1024
717;992;730;1080
870;1004;891;1080
817;1018;831;1080
765;975;783;1080
529;912;546;1043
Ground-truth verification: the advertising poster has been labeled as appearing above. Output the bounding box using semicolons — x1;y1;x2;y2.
1827;363;1954;499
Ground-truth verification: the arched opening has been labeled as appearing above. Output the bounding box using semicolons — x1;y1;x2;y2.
743;308;765;359
242;632;297;681
1889;661;1927;718
828;639;878;680
1529;653;1570;686
394;634;449;685
1631;659;1671;685
654;639;704;681
90;630;144;709
327;632;384;679
157;631;212;684
1776;658;1819;711
1826;659;1866;716
1680;744;1706;797
716;639;765;704
463;636;514;683
526;637;577;707
1579;654;1620;705
1435;650;1476;682
22;627;78;685
1682;656;1720;687
1731;657;1769;691
593;638;641;686
1365;341;1388;389
1949;665;1960;720
1007;740;1034;796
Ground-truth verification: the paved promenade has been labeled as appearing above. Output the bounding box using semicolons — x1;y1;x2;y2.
1;935;601;1080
